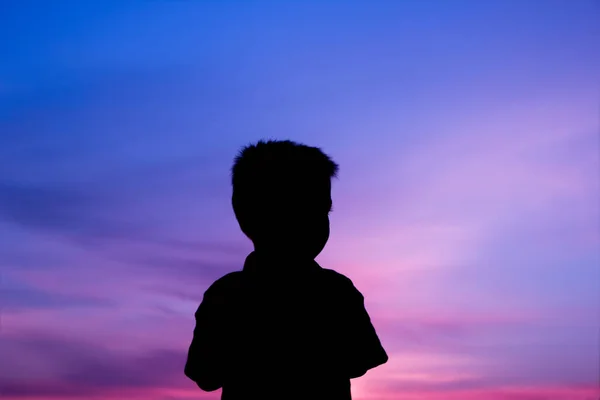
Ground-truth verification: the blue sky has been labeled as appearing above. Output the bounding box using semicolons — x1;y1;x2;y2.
1;1;599;399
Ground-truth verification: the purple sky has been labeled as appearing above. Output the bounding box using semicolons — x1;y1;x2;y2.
1;1;599;399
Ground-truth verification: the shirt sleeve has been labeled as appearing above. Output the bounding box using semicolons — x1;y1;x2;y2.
184;284;226;391
338;278;389;379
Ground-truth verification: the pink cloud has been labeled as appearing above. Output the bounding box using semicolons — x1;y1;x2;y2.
353;385;599;400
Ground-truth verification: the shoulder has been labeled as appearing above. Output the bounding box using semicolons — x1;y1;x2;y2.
207;271;244;291
319;268;363;298
319;268;355;286
195;272;245;315
203;271;245;299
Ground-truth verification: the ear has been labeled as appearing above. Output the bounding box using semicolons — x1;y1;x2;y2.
232;204;255;242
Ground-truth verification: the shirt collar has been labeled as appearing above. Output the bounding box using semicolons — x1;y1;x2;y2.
242;251;321;274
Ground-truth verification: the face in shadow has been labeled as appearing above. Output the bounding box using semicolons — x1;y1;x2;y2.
253;178;332;261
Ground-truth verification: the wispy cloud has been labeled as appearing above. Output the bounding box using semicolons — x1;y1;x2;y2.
2;1;599;399
0;332;187;398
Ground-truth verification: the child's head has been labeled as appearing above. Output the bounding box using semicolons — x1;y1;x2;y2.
231;140;339;260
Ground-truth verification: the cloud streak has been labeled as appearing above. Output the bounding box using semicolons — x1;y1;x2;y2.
0;332;187;398
1;1;599;400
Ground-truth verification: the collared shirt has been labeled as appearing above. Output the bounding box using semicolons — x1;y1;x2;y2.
185;252;388;400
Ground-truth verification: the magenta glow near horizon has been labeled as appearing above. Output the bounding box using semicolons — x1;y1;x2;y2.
1;1;599;399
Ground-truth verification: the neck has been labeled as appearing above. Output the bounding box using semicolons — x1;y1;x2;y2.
251;249;313;267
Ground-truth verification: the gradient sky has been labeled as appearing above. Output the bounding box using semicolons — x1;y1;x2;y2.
1;1;599;399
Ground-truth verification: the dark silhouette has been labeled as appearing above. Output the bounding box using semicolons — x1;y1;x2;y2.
185;140;388;400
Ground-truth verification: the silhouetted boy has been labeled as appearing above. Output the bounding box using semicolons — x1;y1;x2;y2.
185;140;388;400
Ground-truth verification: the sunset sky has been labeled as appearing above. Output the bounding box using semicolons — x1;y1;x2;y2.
1;1;599;399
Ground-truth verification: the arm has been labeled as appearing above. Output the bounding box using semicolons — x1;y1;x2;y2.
184;285;226;391
340;280;388;379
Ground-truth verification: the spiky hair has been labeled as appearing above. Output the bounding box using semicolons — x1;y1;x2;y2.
231;139;338;188
230;139;338;236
